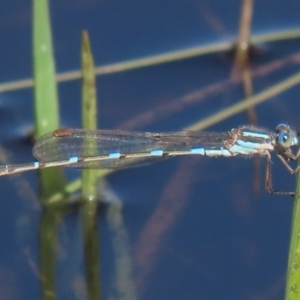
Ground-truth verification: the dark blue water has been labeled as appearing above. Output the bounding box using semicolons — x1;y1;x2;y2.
0;1;300;299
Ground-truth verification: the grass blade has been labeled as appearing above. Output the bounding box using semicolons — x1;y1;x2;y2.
285;157;300;299
33;0;66;199
33;1;69;299
80;31;101;300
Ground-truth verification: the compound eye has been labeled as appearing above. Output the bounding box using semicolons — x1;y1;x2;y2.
277;132;293;148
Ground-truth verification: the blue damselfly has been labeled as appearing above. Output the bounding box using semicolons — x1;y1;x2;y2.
0;123;299;195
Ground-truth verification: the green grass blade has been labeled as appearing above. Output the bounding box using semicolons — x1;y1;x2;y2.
80;31;101;300
285;156;300;299
33;1;69;299
33;0;66;200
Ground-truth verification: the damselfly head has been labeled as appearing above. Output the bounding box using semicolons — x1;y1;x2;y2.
275;123;298;148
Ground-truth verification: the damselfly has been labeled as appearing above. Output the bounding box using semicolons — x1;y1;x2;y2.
0;123;299;195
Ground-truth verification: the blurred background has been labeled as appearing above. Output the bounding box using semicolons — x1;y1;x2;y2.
0;0;300;299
